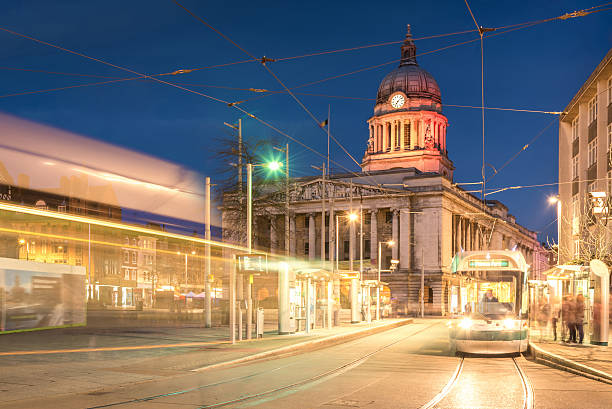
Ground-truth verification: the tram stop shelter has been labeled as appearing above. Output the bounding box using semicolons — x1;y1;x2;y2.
535;260;609;345
278;262;333;335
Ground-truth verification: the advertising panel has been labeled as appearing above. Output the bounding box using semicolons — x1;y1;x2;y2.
0;258;86;333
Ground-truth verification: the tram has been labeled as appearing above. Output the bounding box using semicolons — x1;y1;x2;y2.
447;250;530;354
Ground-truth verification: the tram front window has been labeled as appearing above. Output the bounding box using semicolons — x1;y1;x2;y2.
464;271;522;320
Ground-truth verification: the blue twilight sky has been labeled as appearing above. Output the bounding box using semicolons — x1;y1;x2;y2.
1;0;611;241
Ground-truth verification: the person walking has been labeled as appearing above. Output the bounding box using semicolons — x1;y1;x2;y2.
567;295;577;343
575;294;585;344
551;300;560;342
561;295;569;342
537;298;551;341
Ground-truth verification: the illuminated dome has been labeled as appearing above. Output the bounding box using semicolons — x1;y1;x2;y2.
375;25;441;112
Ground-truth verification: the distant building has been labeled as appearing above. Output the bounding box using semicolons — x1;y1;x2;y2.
224;26;540;316
558;47;612;264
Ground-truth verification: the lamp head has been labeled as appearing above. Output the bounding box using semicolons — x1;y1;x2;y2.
387;240;395;246
548;196;559;205
348;213;358;222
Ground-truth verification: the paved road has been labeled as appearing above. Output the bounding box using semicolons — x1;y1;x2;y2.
2;319;610;408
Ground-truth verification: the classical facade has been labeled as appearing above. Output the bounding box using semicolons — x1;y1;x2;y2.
230;26;541;315
558;47;612;264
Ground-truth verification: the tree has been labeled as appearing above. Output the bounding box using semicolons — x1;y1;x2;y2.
213;129;285;249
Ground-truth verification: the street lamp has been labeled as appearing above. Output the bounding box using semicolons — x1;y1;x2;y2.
377;240;395;320
246;161;284;253
18;238;29;261
548;195;561;247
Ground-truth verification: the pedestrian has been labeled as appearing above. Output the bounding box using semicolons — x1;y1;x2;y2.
561;295;569;342
575;294;585;344
551;299;561;342
566;295;577;343
537;298;551;340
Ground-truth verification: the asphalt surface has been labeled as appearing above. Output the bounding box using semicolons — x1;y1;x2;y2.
1;319;610;409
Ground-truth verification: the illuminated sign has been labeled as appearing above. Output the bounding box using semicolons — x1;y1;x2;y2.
468;260;509;268
236;254;267;273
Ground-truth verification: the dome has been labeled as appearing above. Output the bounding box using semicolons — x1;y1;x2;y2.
375;25;441;109
376;64;441;105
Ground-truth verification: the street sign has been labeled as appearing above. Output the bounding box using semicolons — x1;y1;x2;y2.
236;253;267;274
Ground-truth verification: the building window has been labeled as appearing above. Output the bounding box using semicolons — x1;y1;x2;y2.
608;77;612;106
572;116;579;141
607;123;612;152
404;123;411;148
364;240;371;258
588;139;597;167
588;97;597;124
385;211;393;223
124;251;130;263
588;181;596;193
304;215;309;229
572;156;579;180
608;170;612;196
131;251;137;264
343;240;350;260
304;242;309;255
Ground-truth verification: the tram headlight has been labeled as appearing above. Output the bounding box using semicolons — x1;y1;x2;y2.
503;319;520;330
458;318;473;329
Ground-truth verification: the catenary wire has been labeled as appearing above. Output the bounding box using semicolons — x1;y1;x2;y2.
0;26;367;181
172;0;384;187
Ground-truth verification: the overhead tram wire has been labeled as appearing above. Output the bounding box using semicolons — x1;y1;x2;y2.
0;26;366;181
0;14;599;104
1;3;608;99
172;0;386;188
484;117;558;184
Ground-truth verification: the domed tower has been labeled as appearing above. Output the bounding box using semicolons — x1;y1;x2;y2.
361;25;454;179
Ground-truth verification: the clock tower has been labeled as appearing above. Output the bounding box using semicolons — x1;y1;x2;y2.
361;25;454;179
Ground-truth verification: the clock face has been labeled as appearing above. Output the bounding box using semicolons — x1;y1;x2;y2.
390;94;405;108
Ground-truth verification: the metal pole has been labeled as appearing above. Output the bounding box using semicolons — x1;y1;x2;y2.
321;163;326;267
247;163;253;254
230;254;236;344
335;215;339;273
88;223;91;300
556;200;562;248
246;163;253;340
238;119;243;195
306;277;311;334
421;247;425;318
285;143;290;256
247;275;252;339
205;177;212;327
377;242;382;320
185;254;188;292
359;204;363;280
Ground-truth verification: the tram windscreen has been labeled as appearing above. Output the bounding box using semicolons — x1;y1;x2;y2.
463;271;522;320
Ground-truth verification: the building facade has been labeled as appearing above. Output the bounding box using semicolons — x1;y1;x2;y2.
558;47;612;264
233;26;541;315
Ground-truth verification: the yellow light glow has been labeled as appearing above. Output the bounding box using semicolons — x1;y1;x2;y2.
458;317;473;329
387;240;395;246
18;239;26;245
548;196;559;205
348;213;358;222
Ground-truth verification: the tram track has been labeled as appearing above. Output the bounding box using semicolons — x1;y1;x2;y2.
87;322;439;409
419;355;534;409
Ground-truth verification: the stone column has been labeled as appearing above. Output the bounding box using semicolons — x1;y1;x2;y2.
329;204;335;267
392;209;399;260
382;122;387;152
270;215;277;254
370;209;378;265
410;119;417;149
457;217;463;251
309;213;316;261
289;215;296;256
399;209;411;270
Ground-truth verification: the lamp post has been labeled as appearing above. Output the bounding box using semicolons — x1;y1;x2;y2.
548;196;561;248
245;160;283;338
377;240;395;320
